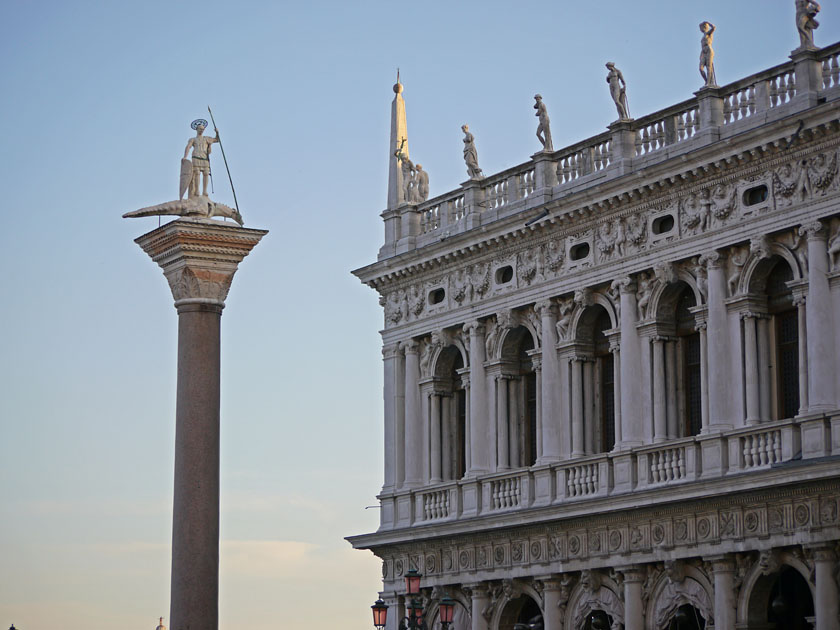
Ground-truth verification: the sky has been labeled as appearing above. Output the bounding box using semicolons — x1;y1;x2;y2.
1;1;838;629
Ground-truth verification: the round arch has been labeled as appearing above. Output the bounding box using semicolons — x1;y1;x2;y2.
740;243;803;296
432;344;468;380
569;294;618;340
565;576;624;630
427;593;471;630
646;566;712;630
736;552;816;628
489;584;544;630
648;271;705;322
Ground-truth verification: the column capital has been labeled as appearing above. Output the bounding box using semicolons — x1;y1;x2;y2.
383;343;401;359
400;339;419;354
135;219;267;309
699;250;725;269
703;554;736;572
464;320;485;336
534;299;557;318
799;220;828;240
616;565;646;583
805;543;838;562
614;277;636;294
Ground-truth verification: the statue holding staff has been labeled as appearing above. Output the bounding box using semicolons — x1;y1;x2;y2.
699;21;717;87
462;124;484;180
183;119;219;198
796;0;821;49
606;63;630;120
394;138;415;204
533;94;553;152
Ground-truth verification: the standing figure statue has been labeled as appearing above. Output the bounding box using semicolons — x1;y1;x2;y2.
699;21;717;87
606;63;630;120
414;164;429;202
533;94;553;152
796;0;821;49
394;139;415;204
462;124;484;180
183;119;219;198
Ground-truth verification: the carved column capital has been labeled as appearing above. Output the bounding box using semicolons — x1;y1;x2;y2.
616;565;646;583
400;339;419;355
614;277;636;294
463;320;485;336
799;220;828;240
534;299;557;318
382;343;401;359
806;543;838;562
699;250;725;269
135;219;267;310
704;554;736;573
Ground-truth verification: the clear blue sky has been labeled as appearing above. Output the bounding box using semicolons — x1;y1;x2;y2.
1;1;836;629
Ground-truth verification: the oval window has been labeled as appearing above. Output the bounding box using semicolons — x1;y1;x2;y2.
652;214;675;234
495;266;514;284
743;185;768;206
429;288;446;305
570;242;591;261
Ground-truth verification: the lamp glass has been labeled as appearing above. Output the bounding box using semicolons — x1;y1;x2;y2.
372;599;389;629
439;597;455;624
405;569;422;595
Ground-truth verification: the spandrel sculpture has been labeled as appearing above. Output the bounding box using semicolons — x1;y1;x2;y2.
606;63;630;120
123;118;244;226
699;21;717;87
534;95;553;152
462;124;484;180
796;0;821;49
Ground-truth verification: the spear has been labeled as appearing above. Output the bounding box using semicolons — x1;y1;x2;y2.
207;106;240;218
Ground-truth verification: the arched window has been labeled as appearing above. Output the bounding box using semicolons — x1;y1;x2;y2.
675;288;702;437
593;310;615;453
498;327;538;470
766;261;799;420
431;346;468;482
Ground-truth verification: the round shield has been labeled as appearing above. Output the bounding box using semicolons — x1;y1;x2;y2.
191;118;209;130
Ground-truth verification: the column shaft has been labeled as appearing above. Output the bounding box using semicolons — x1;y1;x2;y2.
538;302;561;461
698;324;710;432
813;547;840;630
805;223;836;411
706;254;734;429
619;281;643;446
382;345;399;492
621;569;645;630
497;377;510;470
403;343;423;487
744;315;760;424
430;394;442;483
666;340;678;438
571;360;584;456
509;379;520;468
653;338;667;442
583;361;594;454
441;395;451;480
797;297;810;414
612;348;622;447
757;316;772;422
469;587;490;630
466;324;489;475
171;303;222;630
709;558;736;630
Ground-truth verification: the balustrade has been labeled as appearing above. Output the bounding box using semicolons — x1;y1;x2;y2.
561;460;600;497
483;177;509;210
823;52;840;89
420;488;451;521
486;474;522;511
420;204;440;234
723;84;756;124
740;428;783;469
768;69;796;107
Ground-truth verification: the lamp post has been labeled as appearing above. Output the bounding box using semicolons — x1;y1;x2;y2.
370;571;456;630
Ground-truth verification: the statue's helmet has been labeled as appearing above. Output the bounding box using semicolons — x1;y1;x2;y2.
191;118;209;130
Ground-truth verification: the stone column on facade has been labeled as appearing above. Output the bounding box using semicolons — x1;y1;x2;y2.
611;341;622;447
706;555;736;630
583;360;595;454
402;340;423;487
702;251;734;430
134;219;266;630
538;578;564;630
666;339;678;438
653;337;667;442
536;300;561;462
757;316;772;422
497;376;510;470
441;394;452;480
794;294;810;414
810;544;840;630
465;322;489;475
696;320;710;432
466;584;490;630
619;566;645;630
509;378;520;468
420;383;432;483
571;358;585;457
534;360;543;460
382;343;401;492
743;313;761;424
618;278;643;447
802;221;837;412
430;393;442;483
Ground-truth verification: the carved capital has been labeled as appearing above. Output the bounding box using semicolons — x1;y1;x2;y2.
704;554;736;573
616;565;645;583
806;543;838;563
400;339;419;355
463;320;485;337
135;219;266;309
800;220;828;240
699;250;725;269
534;299;557;318
382;343;401;359
574;287;595;308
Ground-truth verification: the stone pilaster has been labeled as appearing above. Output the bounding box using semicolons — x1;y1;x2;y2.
135;218;266;630
701;251;734;431
402;340;423;488
382;343;401;493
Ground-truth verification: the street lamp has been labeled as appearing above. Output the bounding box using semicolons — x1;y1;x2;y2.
370;571;457;630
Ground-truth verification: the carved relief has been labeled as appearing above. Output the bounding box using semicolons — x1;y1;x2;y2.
471;262;491;299
710;183;738;222
727;245;748;296
653;578;712;629
596;217;626;262
452;269;472;305
635;271;654;320
624;212;648;252
542;238;566;274
808;151;838;195
517;248;538;286
555;297;575;341
681;189;710;235
774;159;812;207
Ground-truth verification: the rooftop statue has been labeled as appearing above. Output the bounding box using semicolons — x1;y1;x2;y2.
462;124;484;180
606;62;630;120
394;138;416;204
123;114;244;226
699;21;717;87
533;94;553;152
796;0;821;49
414;164;429;202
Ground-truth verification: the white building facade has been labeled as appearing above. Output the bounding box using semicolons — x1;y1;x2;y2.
350;40;840;630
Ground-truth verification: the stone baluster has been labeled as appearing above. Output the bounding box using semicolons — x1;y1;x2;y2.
382;343;401;492
465;322;489;475
802;222;836;412
402;340;422;487
809;544;840;630
618;278;643;447
535;300;561;462
742;313;761;424
619;566;646;630
707;555;736;630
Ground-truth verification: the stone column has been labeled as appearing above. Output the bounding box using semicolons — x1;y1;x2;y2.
465;322;489;475
441;393;451;480
497;376;510;470
653;337;667;442
702;251;734;430
430;393;442;483
707;555;736;630
666;339;678;438
795;294;810;413
466;584;490;630
802;221;836;412
618;278;643;447
743;313;761;424
583;360;594;454
535;300;561;462
810;544;840;630
619;566;645;630
571;358;585;457
538;578;565;630
757;316;772;422
382;344;401;492
402;340;422;487
696;320;710;432
135;219;266;630
611;342;622;447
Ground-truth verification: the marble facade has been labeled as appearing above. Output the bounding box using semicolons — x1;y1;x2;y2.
350;41;840;630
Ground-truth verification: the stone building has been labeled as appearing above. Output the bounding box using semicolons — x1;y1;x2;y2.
349;36;840;630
